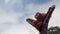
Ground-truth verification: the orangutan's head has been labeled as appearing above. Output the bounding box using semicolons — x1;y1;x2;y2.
35;12;47;21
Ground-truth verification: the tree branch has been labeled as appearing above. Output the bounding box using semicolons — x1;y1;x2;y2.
40;5;55;34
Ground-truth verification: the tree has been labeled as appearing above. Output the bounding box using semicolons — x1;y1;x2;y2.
48;26;60;34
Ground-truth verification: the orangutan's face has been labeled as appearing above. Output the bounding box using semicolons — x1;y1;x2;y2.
35;12;47;21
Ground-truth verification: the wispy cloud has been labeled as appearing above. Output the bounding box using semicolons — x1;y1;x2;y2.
2;24;39;34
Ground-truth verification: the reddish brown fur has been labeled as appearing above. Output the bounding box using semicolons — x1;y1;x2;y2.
26;12;47;31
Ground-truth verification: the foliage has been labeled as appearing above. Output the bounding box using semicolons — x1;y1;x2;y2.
48;26;60;34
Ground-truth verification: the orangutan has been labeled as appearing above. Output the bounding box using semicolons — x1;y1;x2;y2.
26;5;55;34
26;12;47;31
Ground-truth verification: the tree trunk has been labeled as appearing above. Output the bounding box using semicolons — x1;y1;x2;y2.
39;5;55;34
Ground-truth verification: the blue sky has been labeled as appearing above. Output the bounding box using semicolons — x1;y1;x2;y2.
0;0;52;24
0;0;60;34
23;0;52;4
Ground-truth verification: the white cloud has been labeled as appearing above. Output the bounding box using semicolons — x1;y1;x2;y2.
0;8;24;34
5;0;10;4
2;24;39;34
0;9;24;24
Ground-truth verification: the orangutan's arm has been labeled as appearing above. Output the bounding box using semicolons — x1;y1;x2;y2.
26;18;36;26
